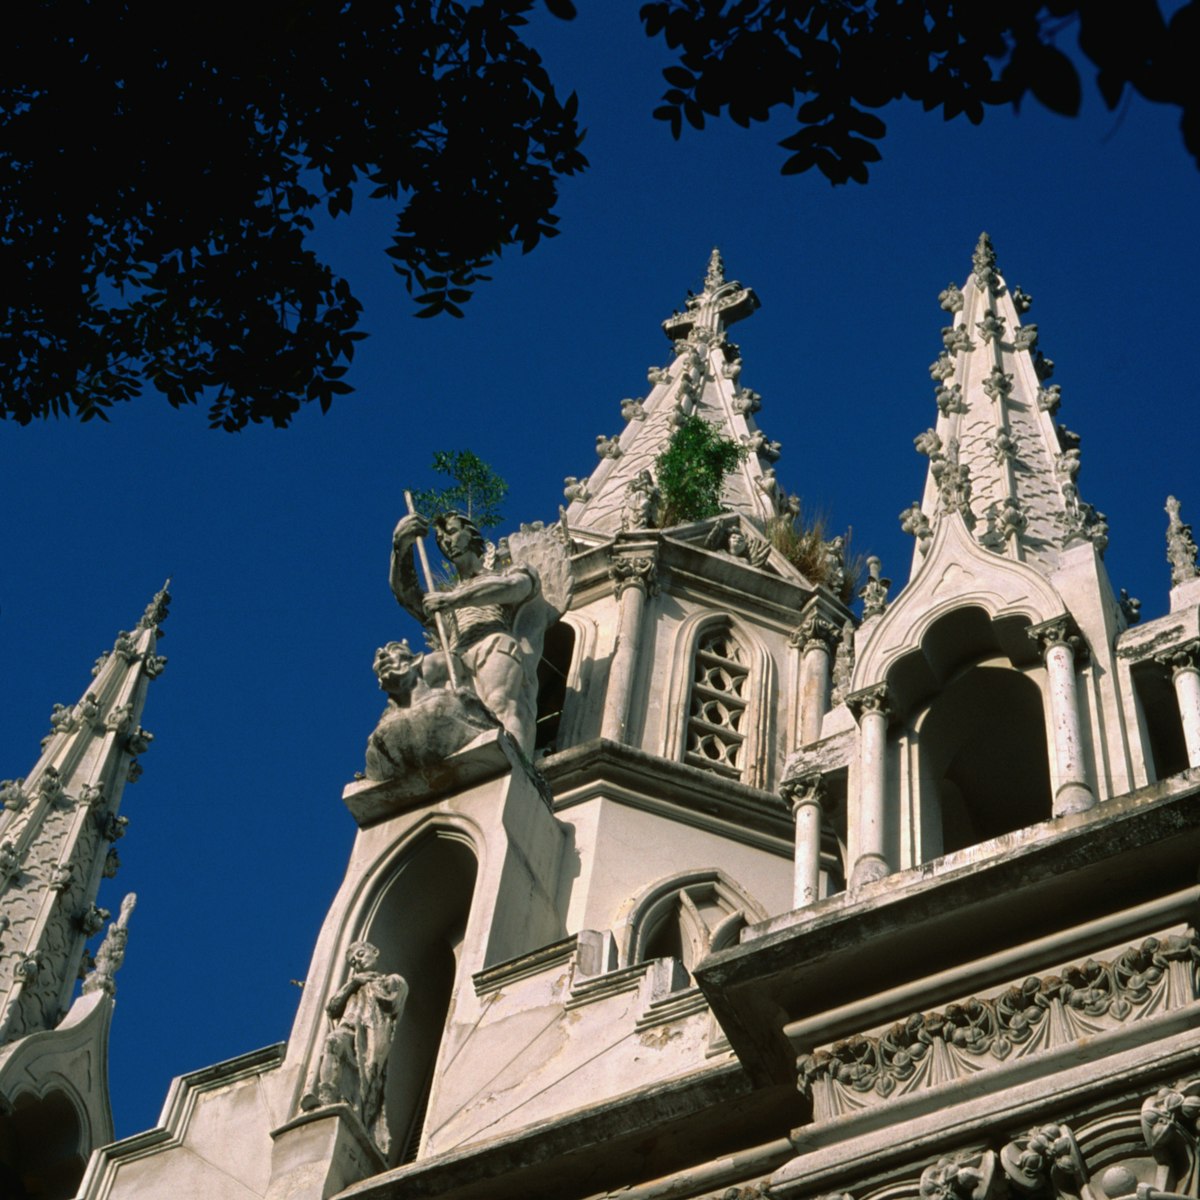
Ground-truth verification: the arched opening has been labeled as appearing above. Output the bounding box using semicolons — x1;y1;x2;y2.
919;663;1052;856
361;831;477;1166
629;872;765;986
535;620;576;755
0;1089;86;1199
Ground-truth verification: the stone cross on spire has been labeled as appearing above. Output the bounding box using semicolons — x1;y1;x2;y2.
564;250;778;535
662;246;758;343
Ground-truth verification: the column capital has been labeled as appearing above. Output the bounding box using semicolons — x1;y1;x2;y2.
1155;638;1200;678
846;683;891;722
1028;616;1089;666
780;771;829;815
789;612;841;654
608;554;659;598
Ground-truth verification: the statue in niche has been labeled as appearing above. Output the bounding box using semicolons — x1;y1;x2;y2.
705;516;771;567
390;511;573;755
301;941;408;1157
363;640;500;781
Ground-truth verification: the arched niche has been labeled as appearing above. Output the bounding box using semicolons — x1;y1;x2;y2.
535;619;577;755
623;869;768;980
0;1088;86;1199
358;829;478;1165
917;660;1052;856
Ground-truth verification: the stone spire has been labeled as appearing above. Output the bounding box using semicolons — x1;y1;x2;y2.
563;249;780;535
0;583;168;1044
906;233;1107;575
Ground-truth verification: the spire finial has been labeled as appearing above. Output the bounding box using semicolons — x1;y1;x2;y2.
137;578;172;633
972;232;998;291
1166;496;1199;586
82;893;137;998
705;247;725;292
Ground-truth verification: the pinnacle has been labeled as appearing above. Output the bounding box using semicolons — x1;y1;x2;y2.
136;579;172;633
704;247;725;292
972;232;999;290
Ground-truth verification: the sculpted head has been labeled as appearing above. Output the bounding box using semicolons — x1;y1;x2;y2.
373;640;424;701
434;512;486;570
346;941;381;972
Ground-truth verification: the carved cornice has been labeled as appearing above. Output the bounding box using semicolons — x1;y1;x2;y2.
796;928;1199;1115
845;684;891;723
1028;617;1090;666
608;555;659;599
1156;638;1200;678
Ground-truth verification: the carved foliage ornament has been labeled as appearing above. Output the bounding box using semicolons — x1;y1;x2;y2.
1166;495;1199;586
610;556;659;598
798;930;1199;1114
790;613;841;654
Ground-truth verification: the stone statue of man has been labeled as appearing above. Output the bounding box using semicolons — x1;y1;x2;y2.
302;941;408;1156
390;510;571;755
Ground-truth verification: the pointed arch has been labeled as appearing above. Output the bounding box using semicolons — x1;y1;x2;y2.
661;611;775;789
0;1084;87;1199
616;868;769;974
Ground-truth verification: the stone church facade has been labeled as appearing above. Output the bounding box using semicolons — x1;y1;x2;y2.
4;240;1200;1200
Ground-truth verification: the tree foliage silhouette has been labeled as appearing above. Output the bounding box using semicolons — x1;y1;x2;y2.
0;0;585;429
642;1;1200;187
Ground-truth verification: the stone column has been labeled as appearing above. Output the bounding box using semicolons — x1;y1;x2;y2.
790;611;841;746
1157;640;1200;768
846;684;891;888
601;556;657;744
1029;618;1095;816
780;772;827;908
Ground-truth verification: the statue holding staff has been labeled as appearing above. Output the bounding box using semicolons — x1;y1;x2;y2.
389;509;573;756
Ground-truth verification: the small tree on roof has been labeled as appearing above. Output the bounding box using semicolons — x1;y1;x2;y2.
655;415;747;527
410;450;508;530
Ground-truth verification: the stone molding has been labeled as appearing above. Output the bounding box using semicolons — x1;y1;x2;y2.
797;927;1200;1118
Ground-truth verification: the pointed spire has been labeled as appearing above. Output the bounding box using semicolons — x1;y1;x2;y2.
563;253;774;536
907;233;1106;576
705;247;725;291
1166;496;1199;586
0;590;166;1044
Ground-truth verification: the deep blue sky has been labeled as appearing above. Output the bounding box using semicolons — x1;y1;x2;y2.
2;8;1197;1139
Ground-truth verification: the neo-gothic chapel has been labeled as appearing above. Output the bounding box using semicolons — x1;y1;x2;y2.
4;239;1200;1200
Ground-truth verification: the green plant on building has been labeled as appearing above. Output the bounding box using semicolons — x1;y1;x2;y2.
655;415;748;527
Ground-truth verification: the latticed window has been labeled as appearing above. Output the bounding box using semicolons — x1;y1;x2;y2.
685;627;749;779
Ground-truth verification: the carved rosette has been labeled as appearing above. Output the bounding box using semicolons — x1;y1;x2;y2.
1028;617;1090;667
609;556;659;599
1000;1123;1085;1197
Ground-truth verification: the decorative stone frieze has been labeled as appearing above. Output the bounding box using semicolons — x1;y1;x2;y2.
797;928;1200;1115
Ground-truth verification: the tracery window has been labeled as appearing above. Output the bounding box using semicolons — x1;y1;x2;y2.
685;626;749;779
